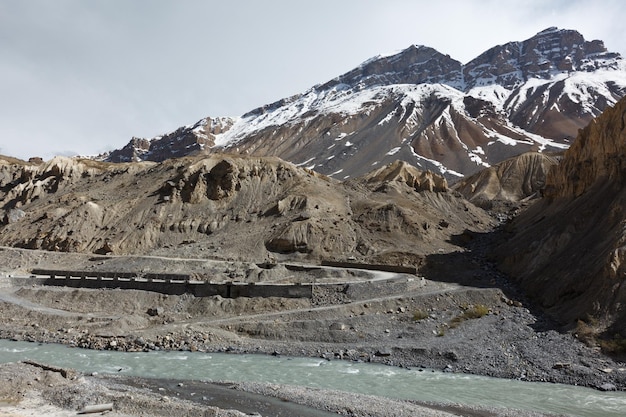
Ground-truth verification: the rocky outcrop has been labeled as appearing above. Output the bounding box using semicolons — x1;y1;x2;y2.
1;157;136;212
453;152;560;203
105;117;236;163
543;100;626;198
358;160;448;193
496;97;626;337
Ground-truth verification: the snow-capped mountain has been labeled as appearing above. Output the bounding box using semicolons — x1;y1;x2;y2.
103;28;626;179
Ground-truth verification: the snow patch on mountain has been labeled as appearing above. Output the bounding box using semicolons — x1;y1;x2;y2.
387;147;401;156
468;85;512;111
215;83;466;149
559;62;626;113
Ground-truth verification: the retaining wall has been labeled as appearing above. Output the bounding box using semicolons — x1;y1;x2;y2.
16;267;419;302
26;269;313;299
345;276;423;300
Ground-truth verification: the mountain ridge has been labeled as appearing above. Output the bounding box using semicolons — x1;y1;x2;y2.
100;27;626;180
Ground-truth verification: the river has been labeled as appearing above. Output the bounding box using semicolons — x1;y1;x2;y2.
1;339;624;417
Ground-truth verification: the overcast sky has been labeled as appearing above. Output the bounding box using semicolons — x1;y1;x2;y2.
1;0;625;161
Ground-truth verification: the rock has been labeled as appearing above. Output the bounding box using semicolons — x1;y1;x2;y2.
362;161;448;192
77;403;114;414
375;348;392;357
552;362;571;369
598;383;617;391
4;208;26;224
496;96;626;337
147;307;164;316
95;241;114;255
329;322;346;331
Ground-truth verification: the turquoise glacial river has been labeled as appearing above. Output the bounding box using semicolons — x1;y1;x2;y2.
1;339;625;417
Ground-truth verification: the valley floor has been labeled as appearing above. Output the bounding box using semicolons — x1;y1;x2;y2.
0;243;624;416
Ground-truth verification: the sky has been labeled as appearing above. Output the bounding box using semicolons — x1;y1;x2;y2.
1;0;625;161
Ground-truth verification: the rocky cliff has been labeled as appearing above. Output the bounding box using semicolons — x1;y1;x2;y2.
496;96;626;339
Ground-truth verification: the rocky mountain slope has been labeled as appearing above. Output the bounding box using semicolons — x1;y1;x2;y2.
105;117;235;163
453;151;560;204
103;28;626;181
0;155;492;265
495;95;626;339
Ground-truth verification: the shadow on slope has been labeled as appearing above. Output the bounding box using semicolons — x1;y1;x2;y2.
419;226;562;333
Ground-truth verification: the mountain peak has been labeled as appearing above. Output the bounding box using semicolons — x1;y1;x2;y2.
463;27;622;90
320;44;463;91
322;27;622;93
536;26;561;35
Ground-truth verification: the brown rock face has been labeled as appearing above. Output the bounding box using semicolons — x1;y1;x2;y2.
358;160;448;193
454;152;560;203
544;100;626;198
496;97;626;336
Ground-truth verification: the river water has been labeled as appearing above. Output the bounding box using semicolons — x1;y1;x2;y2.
1;339;624;417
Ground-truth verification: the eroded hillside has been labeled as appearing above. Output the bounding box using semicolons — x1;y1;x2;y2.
0;155;493;266
453;152;560;204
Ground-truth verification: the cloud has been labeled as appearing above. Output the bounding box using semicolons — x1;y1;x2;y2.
0;0;624;160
